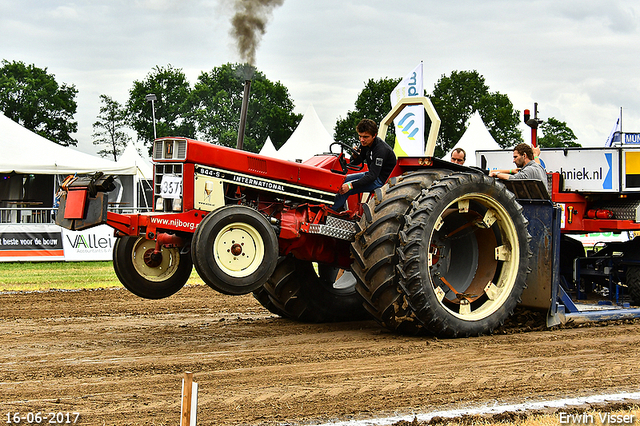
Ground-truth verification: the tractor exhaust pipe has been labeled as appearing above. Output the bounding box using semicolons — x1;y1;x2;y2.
236;79;252;150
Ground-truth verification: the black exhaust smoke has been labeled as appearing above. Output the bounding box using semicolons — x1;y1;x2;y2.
229;0;284;150
230;0;285;65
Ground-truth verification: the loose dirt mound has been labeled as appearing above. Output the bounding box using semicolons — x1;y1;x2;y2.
2;286;640;425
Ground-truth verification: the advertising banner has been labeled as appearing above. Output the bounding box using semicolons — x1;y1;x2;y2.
0;224;65;261
625;133;640;144
61;224;117;261
571;232;631;247
0;223;117;262
391;63;425;156
477;148;619;192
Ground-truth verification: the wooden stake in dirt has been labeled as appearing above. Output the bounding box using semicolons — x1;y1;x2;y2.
180;371;198;426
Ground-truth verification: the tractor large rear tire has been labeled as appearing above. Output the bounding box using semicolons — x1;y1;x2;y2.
350;170;451;334
113;236;193;299
398;173;531;337
255;256;369;323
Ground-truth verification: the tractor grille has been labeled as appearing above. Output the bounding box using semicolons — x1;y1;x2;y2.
153;139;187;161
247;156;268;175
308;216;357;241
154;163;183;211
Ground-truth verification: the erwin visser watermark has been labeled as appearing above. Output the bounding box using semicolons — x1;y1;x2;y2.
558;411;636;424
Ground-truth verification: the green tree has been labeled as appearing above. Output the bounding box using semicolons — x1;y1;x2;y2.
189;63;301;153
0;59;78;146
333;77;401;146
538;117;580;147
92;94;132;161
430;70;522;157
127;64;195;152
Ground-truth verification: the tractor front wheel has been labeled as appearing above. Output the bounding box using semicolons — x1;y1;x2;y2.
113;236;192;299
192;205;279;295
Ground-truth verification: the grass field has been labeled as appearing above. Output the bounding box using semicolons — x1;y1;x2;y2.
0;261;205;292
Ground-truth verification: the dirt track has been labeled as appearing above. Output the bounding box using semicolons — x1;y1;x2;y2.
2;285;640;425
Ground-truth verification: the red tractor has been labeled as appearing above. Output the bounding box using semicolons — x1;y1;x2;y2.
56;98;533;338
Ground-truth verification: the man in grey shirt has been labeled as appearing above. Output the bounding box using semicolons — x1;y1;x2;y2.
489;143;548;191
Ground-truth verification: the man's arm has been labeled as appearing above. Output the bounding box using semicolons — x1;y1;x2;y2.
489;169;520;180
533;146;541;164
351;142;393;190
349;145;364;166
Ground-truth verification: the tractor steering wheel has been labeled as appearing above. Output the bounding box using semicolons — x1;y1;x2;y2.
329;142;365;173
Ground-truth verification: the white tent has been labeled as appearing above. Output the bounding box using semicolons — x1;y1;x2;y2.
115;143;154;211
0;113;140;224
118;143;153;179
258;136;279;158
0;113;136;175
443;111;501;167
272;104;335;162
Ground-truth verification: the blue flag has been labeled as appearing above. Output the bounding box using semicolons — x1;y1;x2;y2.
605;116;621;147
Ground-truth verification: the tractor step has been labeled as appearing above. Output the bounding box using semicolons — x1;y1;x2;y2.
308;216;357;241
596;200;640;221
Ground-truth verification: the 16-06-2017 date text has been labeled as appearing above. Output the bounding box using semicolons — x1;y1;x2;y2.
5;412;80;424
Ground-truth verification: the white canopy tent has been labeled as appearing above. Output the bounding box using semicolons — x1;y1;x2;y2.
0;114;146;262
116;143;154;211
258;136;279;158
0;112;136;175
443;111;501;167
270;104;335;162
117;143;153;179
0;113;139;223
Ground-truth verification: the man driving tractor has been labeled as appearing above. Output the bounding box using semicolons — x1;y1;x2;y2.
332;118;397;211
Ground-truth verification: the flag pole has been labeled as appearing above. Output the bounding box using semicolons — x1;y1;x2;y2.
620;107;623;135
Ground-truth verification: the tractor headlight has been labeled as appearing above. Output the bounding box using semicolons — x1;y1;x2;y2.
155;197;165;212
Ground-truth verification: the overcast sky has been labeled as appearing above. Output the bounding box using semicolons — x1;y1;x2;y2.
2;0;639;156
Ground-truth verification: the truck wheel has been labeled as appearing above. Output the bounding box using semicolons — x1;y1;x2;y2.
192;205;278;295
350;170;451;334
113;236;192;299
627;266;640;305
399;173;531;337
255;256;370;322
